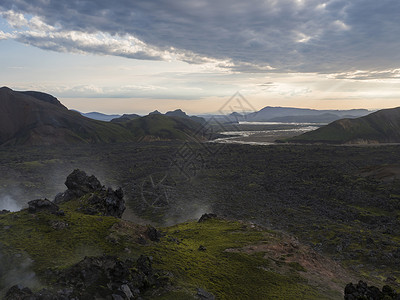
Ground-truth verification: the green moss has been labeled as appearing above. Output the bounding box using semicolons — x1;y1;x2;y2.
288;262;307;272
146;219;326;299
0;209;120;274
0;205;338;299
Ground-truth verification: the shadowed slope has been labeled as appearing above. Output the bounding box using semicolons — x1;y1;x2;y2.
0;87;134;145
289;107;400;144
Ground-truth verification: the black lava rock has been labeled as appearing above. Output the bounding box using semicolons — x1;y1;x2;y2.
6;255;168;300
28;199;60;214
198;213;217;223
344;280;400;300
54;169;126;218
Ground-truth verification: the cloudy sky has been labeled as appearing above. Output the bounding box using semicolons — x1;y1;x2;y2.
1;0;400;114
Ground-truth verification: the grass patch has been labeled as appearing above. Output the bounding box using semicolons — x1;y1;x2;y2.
147;219;326;299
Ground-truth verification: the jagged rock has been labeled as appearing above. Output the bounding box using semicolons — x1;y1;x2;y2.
65;169;102;195
83;188;125;218
54;169;103;204
54;190;75;204
344;280;399;300
56;255;160;298
198;245;207;251
198;213;217;223
28;199;60;214
7;255;167;300
196;287;215;300
54;169;126;218
5;285;33;299
0;209;10;215
146;225;162;242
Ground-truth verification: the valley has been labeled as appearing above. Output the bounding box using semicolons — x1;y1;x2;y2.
1;141;400;298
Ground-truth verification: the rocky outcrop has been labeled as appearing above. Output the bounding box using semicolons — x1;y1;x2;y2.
5;255;168;300
27;199;62;215
196;288;215;300
198;213;217;223
54;169;125;218
145;225;162;242
344;280;399;300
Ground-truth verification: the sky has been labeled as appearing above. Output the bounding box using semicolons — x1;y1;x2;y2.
1;0;400;115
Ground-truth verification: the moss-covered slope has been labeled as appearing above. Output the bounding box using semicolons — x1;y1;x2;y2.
0;204;347;299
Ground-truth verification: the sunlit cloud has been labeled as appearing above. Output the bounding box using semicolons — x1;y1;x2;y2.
1;0;399;73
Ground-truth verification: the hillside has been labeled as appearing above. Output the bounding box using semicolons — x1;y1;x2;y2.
288;107;400;144
123;114;204;141
0;87;135;146
110;113;141;123
0;170;359;299
0;87;204;146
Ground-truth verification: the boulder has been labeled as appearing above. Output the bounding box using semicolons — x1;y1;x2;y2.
54;169;126;218
6;254;168;300
146;225;162;242
344;280;399;299
198;213;217;223
55;169;103;203
197;287;215;300
28;199;60;214
65;169;102;193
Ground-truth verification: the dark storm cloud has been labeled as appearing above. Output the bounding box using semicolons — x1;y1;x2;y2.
1;0;400;73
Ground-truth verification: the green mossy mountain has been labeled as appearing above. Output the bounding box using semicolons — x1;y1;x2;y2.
0;87;203;146
123;114;203;141
288;107;400;144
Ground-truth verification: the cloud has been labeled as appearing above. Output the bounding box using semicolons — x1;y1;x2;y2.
1;0;400;74
0;9;224;64
330;69;400;80
0;30;14;40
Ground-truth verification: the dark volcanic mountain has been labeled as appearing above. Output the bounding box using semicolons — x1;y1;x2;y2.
165;109;205;124
0;87;205;146
20;91;67;108
0;87;137;146
110;113;141;123
111;109;205;124
289;107;400;144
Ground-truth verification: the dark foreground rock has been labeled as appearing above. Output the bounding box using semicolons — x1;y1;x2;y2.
5;255;168;300
54;169;125;218
146;225;162;242
197;287;215;300
198;213;217;223
344;280;399;300
28;199;60;214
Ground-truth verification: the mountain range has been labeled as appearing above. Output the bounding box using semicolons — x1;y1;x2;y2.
80;112;121;122
0;87;203;146
222;107;371;123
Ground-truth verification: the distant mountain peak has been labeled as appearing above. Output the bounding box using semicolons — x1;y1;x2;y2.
149;110;162;115
165;109;188;118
